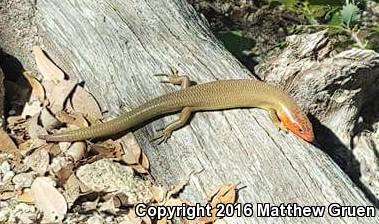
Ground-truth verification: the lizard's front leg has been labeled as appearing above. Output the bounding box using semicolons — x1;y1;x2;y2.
154;67;191;89
268;109;288;133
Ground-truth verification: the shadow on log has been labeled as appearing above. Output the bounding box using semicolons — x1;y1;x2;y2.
256;31;379;208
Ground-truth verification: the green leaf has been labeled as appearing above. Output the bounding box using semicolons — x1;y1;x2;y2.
307;16;319;25
340;3;361;28
370;24;379;33
281;0;298;8
307;0;343;6
328;12;343;26
215;31;256;59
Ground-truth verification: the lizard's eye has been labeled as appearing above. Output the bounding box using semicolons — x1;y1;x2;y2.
297;126;305;133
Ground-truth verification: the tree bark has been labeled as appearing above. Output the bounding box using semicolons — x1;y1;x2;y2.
36;0;379;223
256;31;379;207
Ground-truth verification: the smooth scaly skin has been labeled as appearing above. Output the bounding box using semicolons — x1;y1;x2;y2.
38;79;314;142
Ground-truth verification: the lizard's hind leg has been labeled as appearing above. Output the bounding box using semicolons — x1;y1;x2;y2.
151;107;192;144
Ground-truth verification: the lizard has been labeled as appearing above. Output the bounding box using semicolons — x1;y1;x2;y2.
39;69;315;143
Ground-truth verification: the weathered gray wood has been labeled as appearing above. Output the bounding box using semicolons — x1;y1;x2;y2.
257;31;379;138
37;0;378;223
256;31;379;207
0;0;39;71
0;0;39;128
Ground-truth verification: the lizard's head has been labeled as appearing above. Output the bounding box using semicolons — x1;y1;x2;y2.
277;108;315;143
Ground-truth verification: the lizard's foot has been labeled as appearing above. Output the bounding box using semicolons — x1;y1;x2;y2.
274;121;288;134
154;67;178;78
150;129;173;145
278;126;289;134
154;67;190;89
150;107;192;145
268;109;288;134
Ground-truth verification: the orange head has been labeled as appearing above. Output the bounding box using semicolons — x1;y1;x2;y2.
277;107;315;143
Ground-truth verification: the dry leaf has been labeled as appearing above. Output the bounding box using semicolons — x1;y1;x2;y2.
65;141;87;162
121;133;141;164
140;152;150;172
129;152;149;174
0;129;21;160
48;143;62;157
40;107;61;131
18;140;34;156
55;162;75;186
23;71;46;102
91;139;124;161
16;189;34;203
151;186;166;203
48;80;77;114
25;146;49;175
63;174;82;208
55;111;88;128
7;116;28;146
121;133;149;173
50;157;74;183
151;171;198;203
166;178;190;200
33;46;65;82
198;183;237;224
31;177;67;223
27;113;48;148
42;80;56;106
7;116;27;130
21;100;43;118
71;86;102;120
209;183;237;207
58;141;72;153
113;192;130;207
165;170;202;201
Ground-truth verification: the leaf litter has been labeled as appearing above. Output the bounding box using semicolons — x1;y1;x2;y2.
0;47;236;224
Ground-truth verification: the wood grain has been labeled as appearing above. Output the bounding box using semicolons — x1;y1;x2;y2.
37;0;379;223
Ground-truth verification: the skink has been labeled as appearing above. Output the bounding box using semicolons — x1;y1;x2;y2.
39;71;314;143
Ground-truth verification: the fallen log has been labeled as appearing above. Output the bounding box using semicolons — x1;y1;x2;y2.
14;0;378;223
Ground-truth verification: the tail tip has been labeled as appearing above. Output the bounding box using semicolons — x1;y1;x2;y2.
38;134;51;141
38;134;47;139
